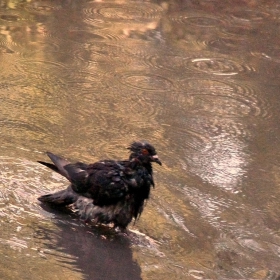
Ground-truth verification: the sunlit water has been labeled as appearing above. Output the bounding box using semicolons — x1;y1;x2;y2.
1;0;280;279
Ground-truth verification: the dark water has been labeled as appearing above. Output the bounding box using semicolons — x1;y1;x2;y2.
1;0;280;279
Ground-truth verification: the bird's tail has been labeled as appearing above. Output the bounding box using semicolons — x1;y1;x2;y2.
38;186;78;206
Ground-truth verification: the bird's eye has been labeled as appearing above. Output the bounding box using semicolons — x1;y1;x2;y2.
142;149;149;155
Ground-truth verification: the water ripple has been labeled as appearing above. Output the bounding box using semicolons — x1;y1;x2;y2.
177;79;271;119
218;8;272;41
0;118;49;136
186;57;255;76
83;42;135;68
0;93;60;149
83;2;163;24
69;28;126;42
223;25;259;40
118;72;175;92
18;59;68;73
207;38;246;53
170;14;223;27
202;9;272;53
13;59;81;87
82;2;163;42
63;84;164;159
230;9;270;22
251;48;280;65
24;1;62;15
162;82;263;184
126;51;192;73
183;187;235;227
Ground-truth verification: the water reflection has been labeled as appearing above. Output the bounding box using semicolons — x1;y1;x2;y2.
37;210;142;280
1;0;280;279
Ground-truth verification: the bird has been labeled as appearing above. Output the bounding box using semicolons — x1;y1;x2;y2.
38;141;161;231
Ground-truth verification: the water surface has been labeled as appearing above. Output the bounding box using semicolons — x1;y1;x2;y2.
1;0;280;279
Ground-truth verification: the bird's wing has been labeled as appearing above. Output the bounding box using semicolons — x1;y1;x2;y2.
38;152;73;179
38;152;89;186
63;162;89;192
85;160;137;206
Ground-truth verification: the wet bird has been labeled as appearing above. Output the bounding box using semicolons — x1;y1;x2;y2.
38;141;161;230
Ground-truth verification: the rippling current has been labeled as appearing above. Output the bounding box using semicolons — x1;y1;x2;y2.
1;0;280;279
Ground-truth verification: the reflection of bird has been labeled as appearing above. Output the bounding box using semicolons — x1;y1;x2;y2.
38;141;161;230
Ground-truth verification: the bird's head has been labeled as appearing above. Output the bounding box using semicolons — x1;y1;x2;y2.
128;141;162;166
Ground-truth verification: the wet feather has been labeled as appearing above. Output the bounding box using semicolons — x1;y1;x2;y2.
38;141;161;229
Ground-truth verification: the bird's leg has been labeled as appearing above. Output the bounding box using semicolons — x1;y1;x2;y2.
114;225;129;236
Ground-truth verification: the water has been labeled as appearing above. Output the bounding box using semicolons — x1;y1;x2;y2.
1;0;280;279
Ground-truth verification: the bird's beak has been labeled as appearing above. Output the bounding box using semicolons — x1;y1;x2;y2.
151;155;162;165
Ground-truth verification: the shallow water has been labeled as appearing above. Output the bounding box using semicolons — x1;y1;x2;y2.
1;0;280;279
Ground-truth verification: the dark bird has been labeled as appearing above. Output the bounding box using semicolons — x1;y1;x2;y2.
38;141;161;231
